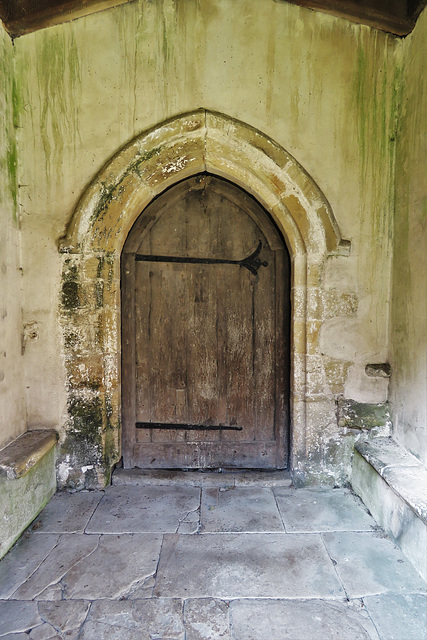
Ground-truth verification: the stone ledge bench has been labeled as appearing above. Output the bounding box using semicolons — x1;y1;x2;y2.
351;436;427;581
0;429;58;560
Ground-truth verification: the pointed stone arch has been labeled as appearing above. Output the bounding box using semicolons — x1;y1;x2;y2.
58;109;349;488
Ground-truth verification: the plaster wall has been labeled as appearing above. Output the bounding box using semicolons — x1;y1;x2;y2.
0;27;26;448
1;0;404;483
390;8;427;466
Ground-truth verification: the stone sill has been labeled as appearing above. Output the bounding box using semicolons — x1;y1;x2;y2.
0;430;58;480
355;437;427;525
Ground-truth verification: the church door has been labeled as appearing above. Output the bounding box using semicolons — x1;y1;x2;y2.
121;174;290;469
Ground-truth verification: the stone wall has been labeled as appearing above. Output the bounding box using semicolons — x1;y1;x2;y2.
390;8;427;466
0;0;414;485
0;27;26;449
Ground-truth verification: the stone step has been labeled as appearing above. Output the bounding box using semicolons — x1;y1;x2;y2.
112;467;292;488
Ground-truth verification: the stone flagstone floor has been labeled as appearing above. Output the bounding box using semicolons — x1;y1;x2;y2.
0;469;426;639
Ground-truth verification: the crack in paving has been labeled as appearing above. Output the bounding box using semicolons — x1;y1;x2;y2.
9;534;100;601
6;535;61;600
83;492;106;534
272;487;287;532
320;533;350;601
117;572;157;600
75;601;93;640
175;489;202;534
38;535;102;601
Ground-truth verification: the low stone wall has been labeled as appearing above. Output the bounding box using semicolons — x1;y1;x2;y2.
351;437;427;581
0;430;58;559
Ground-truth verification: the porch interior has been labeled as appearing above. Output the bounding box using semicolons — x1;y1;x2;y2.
1;0;426;637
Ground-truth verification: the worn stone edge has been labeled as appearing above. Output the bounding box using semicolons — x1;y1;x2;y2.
354;438;427;524
0;429;58;480
112;467;292;488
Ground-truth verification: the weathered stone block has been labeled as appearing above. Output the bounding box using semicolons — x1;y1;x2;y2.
0;434;57;559
322;289;358;319
337;396;392;430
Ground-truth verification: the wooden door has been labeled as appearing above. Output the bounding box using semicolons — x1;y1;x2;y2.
122;174;290;469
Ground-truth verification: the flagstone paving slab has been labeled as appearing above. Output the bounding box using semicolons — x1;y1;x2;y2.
0;601;90;639
85;485;201;534
29;492;103;534
0;601;41;636
154;533;345;599
79;598;185;640
62;534;162;600
37;600;90;633
28;622;62;639
274;488;376;532
229;599;380;640
322;531;427;597
201;487;284;532
11;534;99;600
363;593;427;640
0;534;59;599
184;598;231;640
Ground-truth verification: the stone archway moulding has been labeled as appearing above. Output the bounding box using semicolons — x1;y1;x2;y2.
58;109;349;489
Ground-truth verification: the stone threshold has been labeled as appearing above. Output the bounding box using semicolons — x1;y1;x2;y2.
0;429;58;480
112;467;292;488
354;437;427;524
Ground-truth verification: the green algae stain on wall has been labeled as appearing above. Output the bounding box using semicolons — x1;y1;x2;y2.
7;77;22;221
5;140;18;222
35;28;82;185
0;36;21;223
352;33;403;244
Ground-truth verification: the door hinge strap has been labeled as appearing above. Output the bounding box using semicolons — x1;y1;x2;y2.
135;240;268;276
136;422;243;431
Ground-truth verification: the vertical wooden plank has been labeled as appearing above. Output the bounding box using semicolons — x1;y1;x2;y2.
275;248;289;467
149;263;188;442
185;186;220;443
253;242;276;442
219;200;257;444
135;261;152;443
121;253;136;466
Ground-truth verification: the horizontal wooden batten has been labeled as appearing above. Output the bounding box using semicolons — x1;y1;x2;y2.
136;423;243;432
132;441;286;470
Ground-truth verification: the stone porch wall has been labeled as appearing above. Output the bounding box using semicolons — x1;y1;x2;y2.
390;7;427;466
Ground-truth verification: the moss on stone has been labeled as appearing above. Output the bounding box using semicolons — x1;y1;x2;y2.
63;329;80;350
62;262;80;310
67;395;103;445
129;146;162;176
337;396;392;430
95;280;104;308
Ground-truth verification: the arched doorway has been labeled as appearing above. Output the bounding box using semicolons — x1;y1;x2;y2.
59;110;347;489
121;174;290;469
